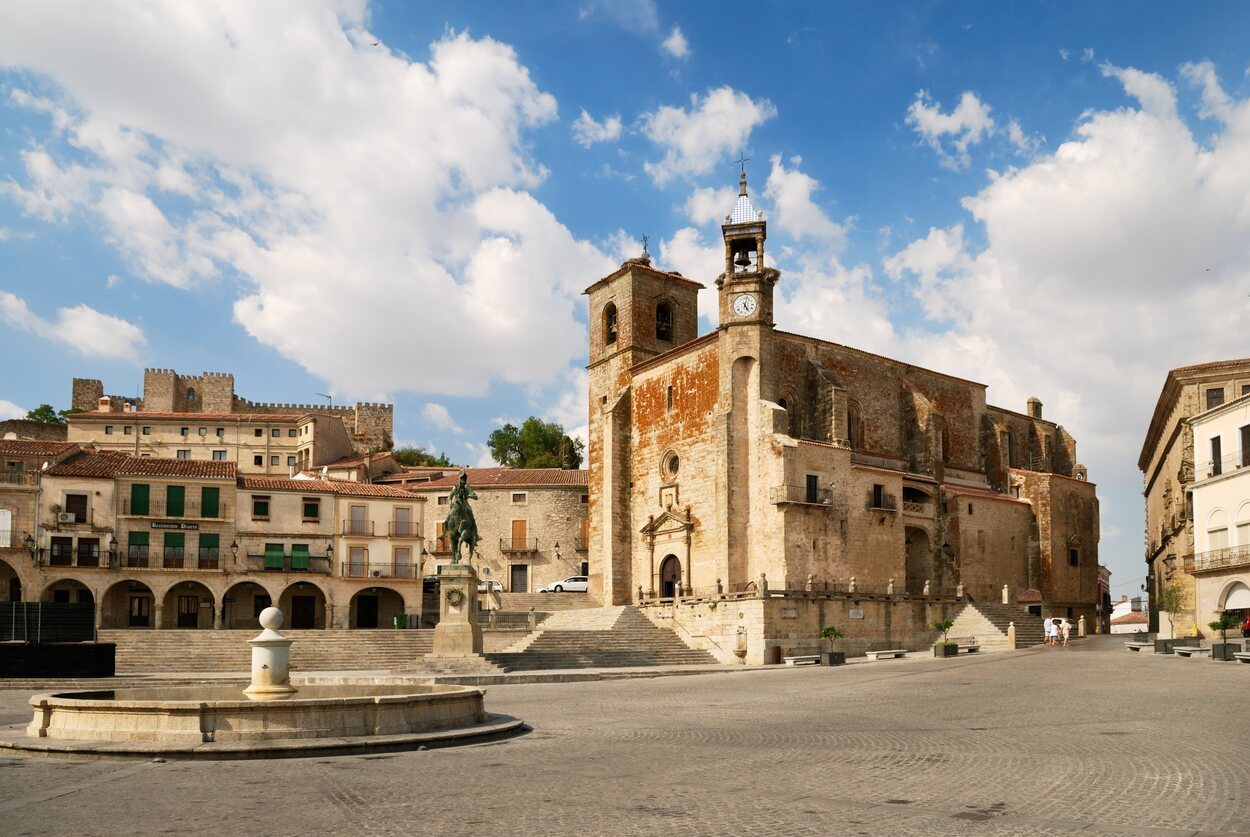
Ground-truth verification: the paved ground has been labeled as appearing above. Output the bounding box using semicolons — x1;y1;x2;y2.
1;635;1247;836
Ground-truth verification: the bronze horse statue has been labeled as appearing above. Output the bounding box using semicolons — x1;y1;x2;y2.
445;471;481;564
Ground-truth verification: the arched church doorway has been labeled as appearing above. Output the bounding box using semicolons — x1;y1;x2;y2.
660;554;681;598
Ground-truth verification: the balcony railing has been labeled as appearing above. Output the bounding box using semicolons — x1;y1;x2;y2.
1190;544;1250;573
1199;452;1250;478
388;521;418;538
120;499;226;519
0;470;38;486
500;537;538;553
44;547;104;568
902;501;933;516
769;484;833;506
245;554;331;574
868;496;898;512
343;519;375;536
428;538;451;554
574;537;589;551
47;509;94;527
341;562;418;579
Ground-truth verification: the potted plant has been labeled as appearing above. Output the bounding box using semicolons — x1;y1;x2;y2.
1208;612;1240;661
932;618;958;657
819;625;845;666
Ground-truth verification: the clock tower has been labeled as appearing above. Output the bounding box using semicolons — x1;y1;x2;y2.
716;166;778;328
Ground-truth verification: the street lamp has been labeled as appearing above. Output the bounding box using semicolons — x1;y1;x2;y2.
107;536;118;567
230;540;239;559
22;533;37;564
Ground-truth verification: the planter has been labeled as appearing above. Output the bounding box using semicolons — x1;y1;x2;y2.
934;644;958;658
1212;643;1239;662
820;651;846;666
1154;639;1179;654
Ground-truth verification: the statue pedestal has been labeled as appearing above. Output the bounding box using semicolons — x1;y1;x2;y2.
432;563;482;656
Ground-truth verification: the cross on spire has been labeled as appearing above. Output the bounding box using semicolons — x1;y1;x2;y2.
734;154;751;174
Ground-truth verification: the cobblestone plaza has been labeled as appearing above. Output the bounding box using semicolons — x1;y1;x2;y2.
1;637;1246;836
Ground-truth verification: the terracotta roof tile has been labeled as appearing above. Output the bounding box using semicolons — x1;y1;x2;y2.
238;476;421;499
409;467;588;490
45;451;132;478
0;440;79;457
69;411;303;422
45;451;236;479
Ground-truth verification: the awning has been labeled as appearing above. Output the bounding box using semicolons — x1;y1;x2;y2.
1223;582;1250;610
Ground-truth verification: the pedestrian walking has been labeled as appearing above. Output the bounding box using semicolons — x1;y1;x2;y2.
1061;619;1071;647
1045;619;1055;646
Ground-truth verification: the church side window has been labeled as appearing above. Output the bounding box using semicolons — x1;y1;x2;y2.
655;302;673;341
186;386;196;402
604;303;618;345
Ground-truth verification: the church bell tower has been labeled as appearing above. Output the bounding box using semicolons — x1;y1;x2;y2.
717;166;778;329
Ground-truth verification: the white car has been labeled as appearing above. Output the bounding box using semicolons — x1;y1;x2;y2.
538;576;588;593
477;579;503;593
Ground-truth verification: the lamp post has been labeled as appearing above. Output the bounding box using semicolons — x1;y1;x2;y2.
23;533;37;565
107;536;118;568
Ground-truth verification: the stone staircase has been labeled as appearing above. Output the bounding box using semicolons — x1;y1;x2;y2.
946;603;1047;650
484;606;718;671
98;629;434;675
497;592;598;612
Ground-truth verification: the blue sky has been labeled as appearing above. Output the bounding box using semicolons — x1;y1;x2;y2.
4;1;1250;596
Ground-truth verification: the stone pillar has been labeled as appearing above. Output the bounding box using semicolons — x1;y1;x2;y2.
244;607;297;700
213;606;223;630
153;604;164;630
431;563;482;656
1078;615;1087;638
1001;584;1010;604
1007;621;1017;650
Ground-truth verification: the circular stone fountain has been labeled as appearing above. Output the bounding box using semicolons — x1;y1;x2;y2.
1;608;522;759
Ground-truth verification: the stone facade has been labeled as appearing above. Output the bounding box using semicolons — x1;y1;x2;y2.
1138;359;1250;634
410;468;590;594
587;172;1101;659
0;420;69;442
69;369;394;453
0;448;426;630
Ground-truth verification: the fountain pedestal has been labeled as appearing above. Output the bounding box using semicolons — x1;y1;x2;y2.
432;563;482;656
243;607;297;699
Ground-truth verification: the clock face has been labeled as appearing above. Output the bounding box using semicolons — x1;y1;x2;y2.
732;294;757;317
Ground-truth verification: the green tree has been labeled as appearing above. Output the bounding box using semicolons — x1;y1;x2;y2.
391;445;453;467
1158;581;1187;640
487;417;584;469
24;404;69;425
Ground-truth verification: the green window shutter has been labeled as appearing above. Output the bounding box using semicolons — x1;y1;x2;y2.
128;531;149;547
130;484;150;516
164;532;185;548
291;544;310;570
264;543;284;570
166;485;185;517
199;533;219;561
201;487;220;518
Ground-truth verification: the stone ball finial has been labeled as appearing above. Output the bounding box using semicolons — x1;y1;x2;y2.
258;606;284;631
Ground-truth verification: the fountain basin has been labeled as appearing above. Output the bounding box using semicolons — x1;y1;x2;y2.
27;684;486;745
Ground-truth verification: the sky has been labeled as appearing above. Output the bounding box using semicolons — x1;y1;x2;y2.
3;1;1250;597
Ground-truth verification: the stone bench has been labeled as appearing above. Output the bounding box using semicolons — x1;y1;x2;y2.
1174;646;1212;658
957;644;981;654
1125;642;1154;652
1234;652;1250;664
865;649;907;661
782;654;820;666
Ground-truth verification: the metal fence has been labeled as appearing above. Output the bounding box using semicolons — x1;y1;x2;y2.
0;602;95;643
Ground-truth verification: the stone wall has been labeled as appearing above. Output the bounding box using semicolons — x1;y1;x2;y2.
0;420;68;441
70;378;104;413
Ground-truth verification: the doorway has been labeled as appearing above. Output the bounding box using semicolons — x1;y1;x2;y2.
660;554;681;598
509;564;529;593
291;595;316;629
177;595;199;628
356;595;379;629
510;519;528;550
128;596;150;627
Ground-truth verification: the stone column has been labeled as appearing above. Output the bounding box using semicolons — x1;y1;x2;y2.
431;563;482;656
244;607;297;700
153;604;164;630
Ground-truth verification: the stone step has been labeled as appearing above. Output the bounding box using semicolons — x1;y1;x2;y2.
498;592;598;612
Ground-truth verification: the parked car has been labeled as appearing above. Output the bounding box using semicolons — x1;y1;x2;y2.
1045;617;1074;637
478;579;503;593
537;576;589;593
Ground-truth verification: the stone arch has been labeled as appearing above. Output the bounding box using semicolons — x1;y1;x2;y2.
39;577;94;604
161;579;216;629
101;579;155;628
904;527;932;595
659;554;681;598
776;387;801;438
348;586;408;629
655;299;674;342
603;302;618;345
0;556;22;602
1216;579;1250;612
846;400;864;451
279;580;329;629
222;580;277;629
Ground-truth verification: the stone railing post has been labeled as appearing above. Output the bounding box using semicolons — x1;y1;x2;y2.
955;583;964;600
1078;615;1087;637
715;578;724;596
1007;621;1017;650
848;576;857;595
887;578;895;595
527;607;536;630
1001;584;1010;604
922;579;931;597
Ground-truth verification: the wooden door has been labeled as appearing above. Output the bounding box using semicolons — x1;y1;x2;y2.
129;596;150;627
350;504;367;535
660;555;681;598
509;564;528;593
177;595;198;628
511;519;527;550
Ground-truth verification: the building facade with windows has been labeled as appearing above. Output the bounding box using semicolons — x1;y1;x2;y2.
1185;392;1250;638
409;468;589;594
1138;359;1250;635
586;172;1100;660
2;449;427;630
0;440;80;603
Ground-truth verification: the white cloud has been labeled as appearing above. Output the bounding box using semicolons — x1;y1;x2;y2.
579;0;659;33
1004;119;1041;155
0;399;26;420
763;154;846;246
422;402;464;434
906;90;995;169
0;291;146;360
642;86;777;185
658;226;721;324
0;7;608;399
464;440;496;468
572;109;622;147
661;26;689;60
683;185;737;226
1180;60;1232;122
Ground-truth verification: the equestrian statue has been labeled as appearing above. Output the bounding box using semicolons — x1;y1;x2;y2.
445;470;481;564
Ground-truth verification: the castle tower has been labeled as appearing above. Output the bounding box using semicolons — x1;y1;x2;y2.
585;249;703;604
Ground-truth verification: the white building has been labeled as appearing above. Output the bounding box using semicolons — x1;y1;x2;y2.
1186;393;1250;638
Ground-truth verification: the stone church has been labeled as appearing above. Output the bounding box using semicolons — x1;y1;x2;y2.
585;171;1100;661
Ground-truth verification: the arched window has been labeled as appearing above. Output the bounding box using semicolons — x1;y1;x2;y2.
655;301;673;341
1207;509;1229;550
186;386;196;402
847;402;863;450
1005;430;1018;468
603;303;618;345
